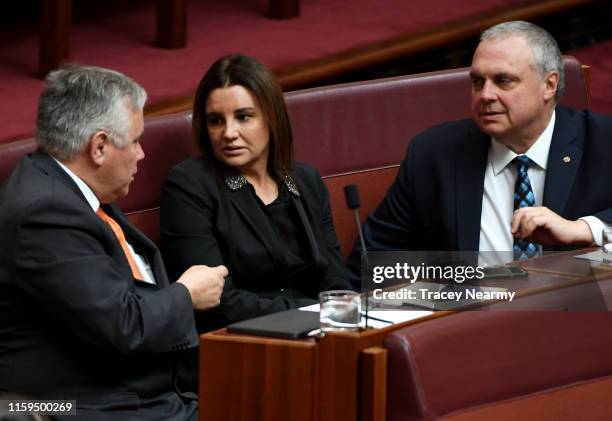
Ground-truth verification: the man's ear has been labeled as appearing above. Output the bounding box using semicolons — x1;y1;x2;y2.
543;71;559;102
88;131;109;166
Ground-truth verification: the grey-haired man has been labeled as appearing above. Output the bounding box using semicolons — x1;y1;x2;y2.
0;66;226;420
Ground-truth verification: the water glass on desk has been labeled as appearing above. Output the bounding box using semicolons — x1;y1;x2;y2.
319;290;361;332
603;229;612;262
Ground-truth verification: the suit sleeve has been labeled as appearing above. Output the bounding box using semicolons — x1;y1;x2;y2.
13;193;197;355
161;163;315;331
578;112;612;226
347;141;417;289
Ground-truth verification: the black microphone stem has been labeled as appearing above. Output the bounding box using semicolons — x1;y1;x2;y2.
344;183;370;330
354;208;369;329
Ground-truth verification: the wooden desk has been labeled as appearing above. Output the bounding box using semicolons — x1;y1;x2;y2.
38;0;188;76
38;0;300;77
200;312;446;421
199;250;612;421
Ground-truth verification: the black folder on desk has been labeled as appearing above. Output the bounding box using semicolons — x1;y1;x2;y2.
227;309;320;339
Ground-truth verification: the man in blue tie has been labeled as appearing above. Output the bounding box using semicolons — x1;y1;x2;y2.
348;21;612;287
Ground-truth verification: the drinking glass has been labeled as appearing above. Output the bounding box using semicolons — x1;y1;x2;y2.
319;290;361;332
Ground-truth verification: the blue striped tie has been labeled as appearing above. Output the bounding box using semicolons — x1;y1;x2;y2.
513;156;538;259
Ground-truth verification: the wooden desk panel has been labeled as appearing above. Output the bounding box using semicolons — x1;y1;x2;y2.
268;0;299;19
157;0;187;49
37;0;300;76
200;332;317;421
39;0;72;77
199;314;442;421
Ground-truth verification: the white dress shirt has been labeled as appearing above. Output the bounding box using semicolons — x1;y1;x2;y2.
54;159;156;284
479;111;607;253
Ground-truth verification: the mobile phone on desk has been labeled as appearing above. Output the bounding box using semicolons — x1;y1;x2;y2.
481;265;528;279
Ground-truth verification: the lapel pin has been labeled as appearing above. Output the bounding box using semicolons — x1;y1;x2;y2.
563;156;571;164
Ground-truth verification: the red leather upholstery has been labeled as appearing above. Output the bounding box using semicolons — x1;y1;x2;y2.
0;138;37;188
117;112;196;212
323;166;399;258
0;56;589;250
384;311;612;421
562;54;590;110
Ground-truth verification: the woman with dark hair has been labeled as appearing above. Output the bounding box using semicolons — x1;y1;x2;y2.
161;54;350;332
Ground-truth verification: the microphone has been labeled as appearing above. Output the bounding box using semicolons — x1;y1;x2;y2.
343;184;370;329
344;184;360;210
344;184;368;257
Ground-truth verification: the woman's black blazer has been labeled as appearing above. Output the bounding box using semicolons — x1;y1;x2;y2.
160;157;351;332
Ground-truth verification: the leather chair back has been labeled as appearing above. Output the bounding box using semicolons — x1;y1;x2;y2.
384;311;612;421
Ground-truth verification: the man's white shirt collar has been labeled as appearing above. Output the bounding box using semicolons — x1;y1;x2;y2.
489;110;555;175
52;158;100;212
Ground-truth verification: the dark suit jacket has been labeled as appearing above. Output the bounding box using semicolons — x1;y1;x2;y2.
348;106;612;288
161;158;350;332
0;152;199;421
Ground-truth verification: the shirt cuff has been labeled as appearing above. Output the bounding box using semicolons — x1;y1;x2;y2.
579;216;610;246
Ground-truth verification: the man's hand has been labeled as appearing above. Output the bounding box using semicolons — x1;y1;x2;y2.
511;207;593;245
177;265;227;310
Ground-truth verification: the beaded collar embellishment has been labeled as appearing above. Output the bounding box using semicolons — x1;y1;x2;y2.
224;171;301;197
